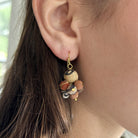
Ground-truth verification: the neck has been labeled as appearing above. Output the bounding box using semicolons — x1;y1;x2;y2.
63;97;125;138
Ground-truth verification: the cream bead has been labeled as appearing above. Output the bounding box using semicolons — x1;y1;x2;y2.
64;70;78;83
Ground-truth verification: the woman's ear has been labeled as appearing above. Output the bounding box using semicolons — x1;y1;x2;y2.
32;0;81;61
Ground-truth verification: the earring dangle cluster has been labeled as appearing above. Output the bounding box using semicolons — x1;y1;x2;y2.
59;51;84;101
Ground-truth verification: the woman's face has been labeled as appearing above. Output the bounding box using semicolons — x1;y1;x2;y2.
78;0;138;135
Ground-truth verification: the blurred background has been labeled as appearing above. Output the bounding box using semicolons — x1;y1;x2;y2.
0;0;137;137
0;0;11;84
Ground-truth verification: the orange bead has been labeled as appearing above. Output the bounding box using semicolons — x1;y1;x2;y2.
70;92;79;100
59;80;69;90
74;80;83;90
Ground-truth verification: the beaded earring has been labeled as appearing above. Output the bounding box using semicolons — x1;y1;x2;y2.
59;51;84;101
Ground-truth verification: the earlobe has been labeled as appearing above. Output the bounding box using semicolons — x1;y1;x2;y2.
32;0;80;61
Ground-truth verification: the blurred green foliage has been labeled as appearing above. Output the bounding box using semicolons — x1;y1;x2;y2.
0;2;11;84
0;35;8;54
0;3;11;35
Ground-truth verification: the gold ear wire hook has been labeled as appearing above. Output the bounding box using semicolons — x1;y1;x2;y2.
67;51;73;70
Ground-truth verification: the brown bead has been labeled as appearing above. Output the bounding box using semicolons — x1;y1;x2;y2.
74;80;83;90
59;80;69;90
70;92;79;100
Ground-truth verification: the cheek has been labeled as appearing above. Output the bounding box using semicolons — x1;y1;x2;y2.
95;1;138;134
80;0;138;135
117;0;138;52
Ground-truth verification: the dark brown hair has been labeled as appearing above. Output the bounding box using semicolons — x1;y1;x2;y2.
0;0;117;137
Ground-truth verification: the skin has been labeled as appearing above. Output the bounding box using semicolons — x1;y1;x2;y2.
32;0;138;137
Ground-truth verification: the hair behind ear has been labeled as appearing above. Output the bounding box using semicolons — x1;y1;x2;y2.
0;0;72;137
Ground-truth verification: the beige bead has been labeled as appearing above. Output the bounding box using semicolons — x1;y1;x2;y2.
64;70;78;83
